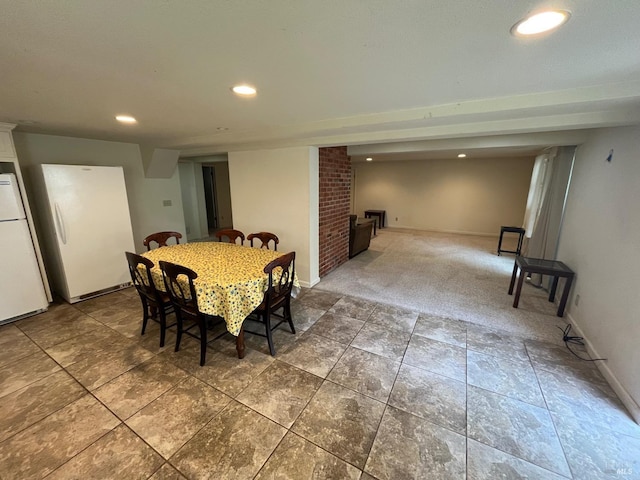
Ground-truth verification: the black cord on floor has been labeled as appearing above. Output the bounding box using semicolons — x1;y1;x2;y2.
557;324;607;361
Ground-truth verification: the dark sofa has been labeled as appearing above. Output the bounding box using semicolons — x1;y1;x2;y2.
349;214;374;258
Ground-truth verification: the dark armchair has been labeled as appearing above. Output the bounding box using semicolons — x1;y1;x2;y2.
349;215;373;258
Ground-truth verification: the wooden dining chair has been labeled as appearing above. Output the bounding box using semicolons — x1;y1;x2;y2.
125;252;175;347
214;228;245;245
159;260;224;366
143;231;182;251
244;252;296;356
247;232;279;251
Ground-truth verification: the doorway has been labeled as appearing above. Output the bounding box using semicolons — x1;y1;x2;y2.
202;166;219;232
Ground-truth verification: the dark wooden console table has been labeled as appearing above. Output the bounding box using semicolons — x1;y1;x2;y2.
508;256;575;317
364;210;386;235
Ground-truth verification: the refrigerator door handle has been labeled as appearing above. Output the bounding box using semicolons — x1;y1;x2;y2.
54;202;67;245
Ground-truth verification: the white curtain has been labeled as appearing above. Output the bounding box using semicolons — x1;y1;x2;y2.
524;146;576;288
522;151;552;238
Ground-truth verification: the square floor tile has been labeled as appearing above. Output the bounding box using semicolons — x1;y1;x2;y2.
328;296;378;321
74;291;131;315
236;361;322;428
306;312;365;344
403;335;466;381
389;363;466;435
327;346;400;402
278;333;347;378
526;339;607;385
0;370;86;443
351;322;410;362
242;319;299;356
127;376;231;458
296;289;342;311
87;301;141;325
17;309;95;349
467;385;571;477
467;324;529;362
149;463;187;479
45;424;163;479
168;340;275;397
44;325;133;367
368;304;419;334
289;302;326;332
0;325;41;368
413;314;467;348
292;381;385;469
467;350;545;407
0;395;120;479
551;411;640;480
94;357;187;419
66;343;155;390
0;351;61;398
255;432;362;479
171;400;286;480
467;438;568;480
365;405;466;480
537;368;640;439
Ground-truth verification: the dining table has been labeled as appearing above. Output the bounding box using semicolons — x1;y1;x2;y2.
141;241;299;359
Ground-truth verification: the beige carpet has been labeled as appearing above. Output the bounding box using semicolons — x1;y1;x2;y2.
315;228;570;346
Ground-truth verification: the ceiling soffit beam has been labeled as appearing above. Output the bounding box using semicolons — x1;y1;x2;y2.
171;81;640;155
177;106;639;158
140;145;182;178
346;131;592;157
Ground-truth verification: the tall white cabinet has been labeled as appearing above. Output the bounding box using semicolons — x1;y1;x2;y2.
0;123;52;309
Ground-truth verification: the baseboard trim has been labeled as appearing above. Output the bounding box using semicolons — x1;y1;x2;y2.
300;277;320;289
566;312;640;425
387;226;497;237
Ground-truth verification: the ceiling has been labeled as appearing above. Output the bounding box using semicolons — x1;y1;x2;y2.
1;1;640;161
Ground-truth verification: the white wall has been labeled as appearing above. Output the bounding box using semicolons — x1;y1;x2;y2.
13;133;186;253
354;156;534;235
557;125;640;422
228;147;319;287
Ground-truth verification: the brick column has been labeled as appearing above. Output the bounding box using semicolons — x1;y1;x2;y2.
319;146;351;277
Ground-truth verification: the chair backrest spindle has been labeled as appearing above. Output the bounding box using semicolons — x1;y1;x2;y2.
263;252;295;307
143;231;182;251
247;232;279;251
214;229;245;245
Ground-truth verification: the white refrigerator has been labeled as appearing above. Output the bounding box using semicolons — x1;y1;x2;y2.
38;164;136;303
0;173;49;324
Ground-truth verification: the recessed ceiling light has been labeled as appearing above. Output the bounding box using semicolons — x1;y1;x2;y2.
366;157;373;162
511;10;570;36
457;153;467;158
232;85;257;96
115;115;137;124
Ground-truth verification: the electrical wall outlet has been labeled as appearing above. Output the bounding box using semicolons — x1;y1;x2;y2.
162;199;172;207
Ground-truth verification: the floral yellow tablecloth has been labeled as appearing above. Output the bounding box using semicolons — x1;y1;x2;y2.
141;242;299;336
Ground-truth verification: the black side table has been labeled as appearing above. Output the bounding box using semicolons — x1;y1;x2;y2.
508;256;575;317
364;210;386;235
497;226;525;256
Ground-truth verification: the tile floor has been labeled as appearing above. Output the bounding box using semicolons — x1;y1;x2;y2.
1;287;639;479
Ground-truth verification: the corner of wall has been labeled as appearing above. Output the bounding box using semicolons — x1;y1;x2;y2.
566;312;640;424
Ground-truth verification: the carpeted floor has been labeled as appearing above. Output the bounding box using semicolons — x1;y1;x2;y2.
316;228;570;346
